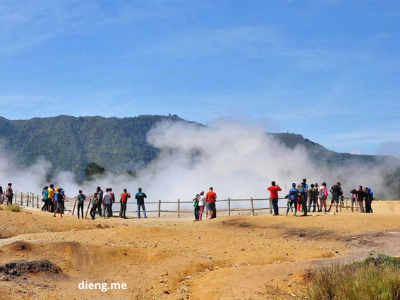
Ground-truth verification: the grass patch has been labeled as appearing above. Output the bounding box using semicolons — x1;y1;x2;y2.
5;205;22;212
307;251;400;300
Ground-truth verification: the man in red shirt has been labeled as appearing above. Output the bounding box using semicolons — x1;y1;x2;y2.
268;181;282;216
120;189;131;219
206;187;217;219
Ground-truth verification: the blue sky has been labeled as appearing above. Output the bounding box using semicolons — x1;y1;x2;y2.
0;1;399;156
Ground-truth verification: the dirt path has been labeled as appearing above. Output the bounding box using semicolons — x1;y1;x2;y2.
0;201;399;299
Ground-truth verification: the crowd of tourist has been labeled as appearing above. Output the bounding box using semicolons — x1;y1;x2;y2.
267;178;374;217
0;179;375;220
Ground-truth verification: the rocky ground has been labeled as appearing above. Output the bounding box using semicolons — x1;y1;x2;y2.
0;201;400;299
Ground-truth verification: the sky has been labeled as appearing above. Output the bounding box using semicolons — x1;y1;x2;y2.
0;0;399;157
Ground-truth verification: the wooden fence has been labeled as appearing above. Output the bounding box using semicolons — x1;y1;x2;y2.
1;192;359;218
0;191;74;212
70;195;357;218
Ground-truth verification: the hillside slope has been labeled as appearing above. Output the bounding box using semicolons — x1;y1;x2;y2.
0;115;187;179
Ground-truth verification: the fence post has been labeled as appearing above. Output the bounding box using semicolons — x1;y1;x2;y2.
72;198;77;215
26;192;29;206
351;197;354;212
21;192;23;206
269;197;272;214
177;199;180;218
85;199;92;219
228;198;231;216
345;197;348;210
158;200;161;218
250;197;255;216
36;195;39;208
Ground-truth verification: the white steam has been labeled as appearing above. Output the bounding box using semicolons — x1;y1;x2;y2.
0;120;398;207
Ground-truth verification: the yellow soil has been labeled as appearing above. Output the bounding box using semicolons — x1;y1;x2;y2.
0;201;399;299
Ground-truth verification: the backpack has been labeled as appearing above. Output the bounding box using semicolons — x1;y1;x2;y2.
368;188;374;200
323;187;328;197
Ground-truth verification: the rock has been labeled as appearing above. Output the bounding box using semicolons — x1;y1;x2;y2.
96;224;103;229
0;276;9;281
163;291;170;294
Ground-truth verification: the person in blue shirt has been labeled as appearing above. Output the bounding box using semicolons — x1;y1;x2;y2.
53;188;65;218
135;188;147;219
41;186;49;212
299;182;308;216
286;183;299;216
77;190;86;219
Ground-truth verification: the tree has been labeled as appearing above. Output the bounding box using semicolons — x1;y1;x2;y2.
84;162;105;180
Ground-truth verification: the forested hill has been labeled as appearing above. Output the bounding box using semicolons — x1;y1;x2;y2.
0;115;186;179
0;115;398;184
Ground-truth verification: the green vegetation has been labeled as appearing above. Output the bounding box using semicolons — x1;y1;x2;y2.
307;251;400;300
5;205;22;212
84;162;105;180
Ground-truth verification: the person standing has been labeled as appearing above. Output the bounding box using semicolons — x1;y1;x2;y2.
351;186;365;213
6;183;13;205
314;183;320;212
318;182;328;212
96;186;103;217
268;181;282;216
90;187;103;220
103;188;112;218
308;184;319;212
364;187;373;213
300;179;310;212
296;184;302;212
41;186;49;211
328;182;343;213
193;194;200;221
206;187;217;219
198;191;206;221
120;189;130;219
0;184;3;204
90;192;98;220
53;188;64;218
48;184;55;212
135;188;147;219
109;188;115;216
299;182;308;216
286;183;298;216
77;190;86;219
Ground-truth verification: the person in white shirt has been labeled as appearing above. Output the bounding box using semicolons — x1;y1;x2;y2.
198;191;206;221
103;188;113;218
